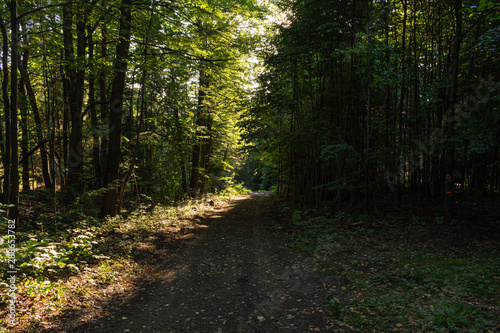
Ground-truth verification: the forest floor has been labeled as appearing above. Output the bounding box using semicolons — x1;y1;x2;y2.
32;192;339;332
2;192;499;332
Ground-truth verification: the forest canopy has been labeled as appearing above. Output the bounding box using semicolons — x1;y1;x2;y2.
0;0;266;219
0;0;499;221
243;0;500;215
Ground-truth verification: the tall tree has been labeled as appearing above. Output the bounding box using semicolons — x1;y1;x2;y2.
63;1;87;191
100;0;133;217
9;0;19;221
0;12;10;203
18;48;53;189
189;67;210;197
445;0;463;217
246;0;499;215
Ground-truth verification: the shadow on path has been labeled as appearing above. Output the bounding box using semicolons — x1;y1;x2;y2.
64;193;338;333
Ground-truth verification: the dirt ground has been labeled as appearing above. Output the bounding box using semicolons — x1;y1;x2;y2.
57;193;339;333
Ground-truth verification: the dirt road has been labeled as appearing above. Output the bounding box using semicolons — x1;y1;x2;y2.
68;193;338;332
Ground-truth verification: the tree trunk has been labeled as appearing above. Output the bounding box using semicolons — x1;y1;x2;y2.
189;68;208;197
0;13;10;203
174;107;188;196
396;0;408;208
63;1;86;191
18;57;52;189
100;0;132;217
99;0;109;188
364;0;373;213
19;62;30;192
9;0;19;221
88;24;101;189
445;0;462;218
199;99;212;194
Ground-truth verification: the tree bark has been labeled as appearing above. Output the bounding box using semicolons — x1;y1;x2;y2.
364;0;373;213
396;0;408;208
0;13;10;203
199;82;212;195
445;0;462;218
18;57;53;189
189;68;208;197
174;107;188;196
88;24;101;189
9;0;20;221
100;0;133;217
63;1;86;191
19;62;30;191
99;0;109;188
19;23;30;192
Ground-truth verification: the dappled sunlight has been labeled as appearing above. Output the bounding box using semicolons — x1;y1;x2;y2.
0;194;254;331
60;193;337;332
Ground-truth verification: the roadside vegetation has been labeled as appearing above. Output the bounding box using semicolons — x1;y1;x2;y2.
0;185;248;332
280;201;499;332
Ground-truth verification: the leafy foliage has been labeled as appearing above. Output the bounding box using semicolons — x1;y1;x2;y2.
245;0;500;214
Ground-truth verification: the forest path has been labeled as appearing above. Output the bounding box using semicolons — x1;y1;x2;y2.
67;193;338;333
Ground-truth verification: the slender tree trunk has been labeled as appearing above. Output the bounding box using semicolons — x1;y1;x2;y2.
397;0;408;208
19;62;30;192
61;64;69;169
99;0;109;187
9;0;19;221
19;25;30;192
189;139;201;197
63;1;87;191
88;24;100;189
117;101;142;213
364;0;373;213
100;0;132;217
173;106;188;196
48;73;56;195
189;68;208;197
445;0;462;218
18;57;52;188
199;100;212;194
0;13;10;203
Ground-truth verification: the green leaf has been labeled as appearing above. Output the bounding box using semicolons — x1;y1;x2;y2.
66;264;79;272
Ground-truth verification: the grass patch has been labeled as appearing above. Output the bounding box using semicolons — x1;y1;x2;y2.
285;209;500;332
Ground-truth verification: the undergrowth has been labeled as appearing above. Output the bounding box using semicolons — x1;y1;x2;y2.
284;206;500;332
0;186;247;331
